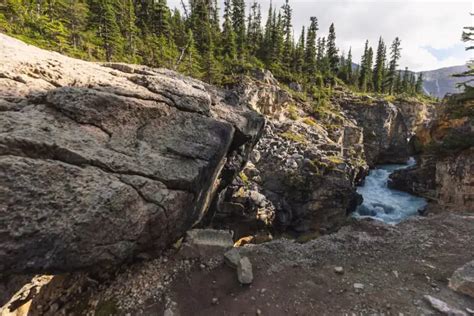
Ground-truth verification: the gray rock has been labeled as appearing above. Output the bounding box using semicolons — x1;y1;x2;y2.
353;283;365;290
0;33;264;274
237;257;254;285
249;190;267;207
180;229;234;259
224;248;241;269
334;266;344;274
449;260;474;299
424;295;467;316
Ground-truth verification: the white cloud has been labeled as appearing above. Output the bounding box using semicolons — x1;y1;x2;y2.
168;0;472;71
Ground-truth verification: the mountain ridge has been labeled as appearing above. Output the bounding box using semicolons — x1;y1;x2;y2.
418;64;468;98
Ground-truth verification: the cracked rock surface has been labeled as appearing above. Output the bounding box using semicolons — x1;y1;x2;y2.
0;34;264;274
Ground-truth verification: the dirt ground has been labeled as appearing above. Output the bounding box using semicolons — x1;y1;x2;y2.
159;213;474;316
1;212;474;316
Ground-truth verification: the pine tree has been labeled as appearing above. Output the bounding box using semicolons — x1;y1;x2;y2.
281;0;292;69
316;37;324;69
373;36;386;93
394;70;402;94
116;0;138;58
177;29;203;78
326;23;339;75
151;0;171;37
261;1;273;63
89;0;124;61
359;40;373;92
273;11;285;66
232;0;246;58
415;73;424;94
247;1;262;57
401;67;410;93
292;26;305;73
344;48;353;84
386;37;402;94
222;0;237;61
304;17;318;76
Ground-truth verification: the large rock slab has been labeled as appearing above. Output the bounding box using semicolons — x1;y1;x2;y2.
0;34;264;273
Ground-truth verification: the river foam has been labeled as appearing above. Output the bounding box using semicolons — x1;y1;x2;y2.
353;158;427;224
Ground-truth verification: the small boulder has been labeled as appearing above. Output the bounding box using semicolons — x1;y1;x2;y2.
180;229;233;259
449;260;474;299
224;248;241;269
237;257;254;285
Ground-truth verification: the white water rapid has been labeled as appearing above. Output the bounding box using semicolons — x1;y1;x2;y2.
353;158;428;224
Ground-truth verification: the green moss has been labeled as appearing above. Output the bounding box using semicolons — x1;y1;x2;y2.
326;155;344;165
281;131;307;144
239;171;250;186
302;117;317;126
288;104;299;120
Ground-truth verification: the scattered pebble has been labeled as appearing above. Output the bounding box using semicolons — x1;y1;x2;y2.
334;266;344;274
212;297;219;305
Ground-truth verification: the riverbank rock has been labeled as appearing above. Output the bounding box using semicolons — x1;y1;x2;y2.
389;101;473;212
0;33;264;274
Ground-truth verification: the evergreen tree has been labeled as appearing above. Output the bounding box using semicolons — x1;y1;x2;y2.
373;36;386;93
415;72;424;94
394;69;402;94
401;67;410;93
359;40;372;91
344;48;353;84
316;37;325;70
89;0;124;61
261;1;273;63
247;1;262;57
386;37;402;94
232;0;246;58
117;0;138;58
291;26;305;73
304;17;318;76
326;23;339;74
222;0;237;61
281;0;292;69
177;29;203;78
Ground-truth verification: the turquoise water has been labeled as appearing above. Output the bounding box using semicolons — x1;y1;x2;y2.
353;158;428;224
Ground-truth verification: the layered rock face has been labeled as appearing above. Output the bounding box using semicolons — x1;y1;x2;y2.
339;97;409;166
393;100;436;134
0;34;264;273
213;77;368;236
389;102;473;212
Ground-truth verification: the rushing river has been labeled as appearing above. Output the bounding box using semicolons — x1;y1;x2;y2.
353;158;428;224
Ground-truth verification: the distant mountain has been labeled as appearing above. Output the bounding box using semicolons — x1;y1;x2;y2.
419;65;468;99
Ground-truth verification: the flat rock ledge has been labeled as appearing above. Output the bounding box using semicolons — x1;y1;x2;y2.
0;33;264;274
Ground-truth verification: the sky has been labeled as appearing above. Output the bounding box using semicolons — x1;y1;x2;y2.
168;0;473;72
